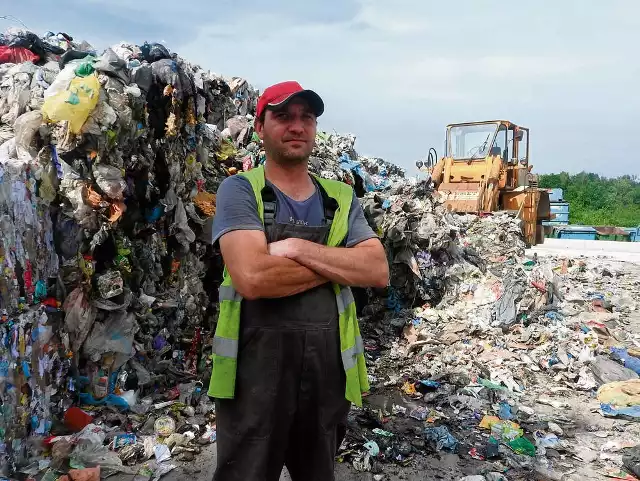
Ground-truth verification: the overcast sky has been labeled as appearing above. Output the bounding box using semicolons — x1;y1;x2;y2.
4;0;639;176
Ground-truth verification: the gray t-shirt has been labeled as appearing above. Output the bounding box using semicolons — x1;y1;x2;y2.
211;175;377;247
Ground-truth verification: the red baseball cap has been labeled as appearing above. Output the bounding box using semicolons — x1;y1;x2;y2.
256;81;324;120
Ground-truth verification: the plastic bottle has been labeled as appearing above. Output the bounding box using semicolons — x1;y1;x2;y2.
92;370;108;399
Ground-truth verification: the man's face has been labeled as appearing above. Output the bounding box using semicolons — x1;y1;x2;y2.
256;98;317;165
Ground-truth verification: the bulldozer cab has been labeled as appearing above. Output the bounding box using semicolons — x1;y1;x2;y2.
448;121;528;164
427;120;550;246
432;120;534;209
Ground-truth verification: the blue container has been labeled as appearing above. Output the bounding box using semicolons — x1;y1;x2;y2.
550;202;569;224
556;225;597;240
547;188;564;202
625;227;640;242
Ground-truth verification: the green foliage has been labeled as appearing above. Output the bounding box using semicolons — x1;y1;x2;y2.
539;172;640;227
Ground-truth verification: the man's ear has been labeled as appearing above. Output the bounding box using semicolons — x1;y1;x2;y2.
254;117;265;140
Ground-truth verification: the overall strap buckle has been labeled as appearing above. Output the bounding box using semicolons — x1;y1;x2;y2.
261;185;277;227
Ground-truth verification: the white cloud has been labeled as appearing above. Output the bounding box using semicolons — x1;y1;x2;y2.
352;1;429;34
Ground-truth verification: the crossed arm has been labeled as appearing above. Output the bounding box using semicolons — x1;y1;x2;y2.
219;230;389;301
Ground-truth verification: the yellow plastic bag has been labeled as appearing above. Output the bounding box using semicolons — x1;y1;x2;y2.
42;74;100;133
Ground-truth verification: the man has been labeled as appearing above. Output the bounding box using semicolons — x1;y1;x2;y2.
208;81;389;481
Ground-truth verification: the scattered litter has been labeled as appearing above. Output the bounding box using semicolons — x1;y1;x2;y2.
154;417;177;437
424;426;459;452
153;445;171;463
364;440;380;457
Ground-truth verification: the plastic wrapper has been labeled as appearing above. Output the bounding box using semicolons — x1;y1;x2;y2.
96;269;124;299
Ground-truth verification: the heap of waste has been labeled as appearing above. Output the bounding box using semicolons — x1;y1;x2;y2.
2;25;639;481
0;27;403;479
338;178;640;480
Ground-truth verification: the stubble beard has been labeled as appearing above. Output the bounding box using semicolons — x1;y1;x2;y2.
266;139;314;167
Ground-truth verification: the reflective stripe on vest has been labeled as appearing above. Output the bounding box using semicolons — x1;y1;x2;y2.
213;335;238;358
336;286;355;315
208;165;370;406
219;285;242;302
341;334;364;371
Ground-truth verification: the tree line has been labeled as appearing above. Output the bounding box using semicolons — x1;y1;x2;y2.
538;172;640;227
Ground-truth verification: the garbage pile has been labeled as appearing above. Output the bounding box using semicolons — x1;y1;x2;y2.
0;27;404;480
0;26;267;479
310;131;405;195
341;180;640;481
360;182;523;312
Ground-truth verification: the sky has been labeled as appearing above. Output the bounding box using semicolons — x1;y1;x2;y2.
3;0;639;177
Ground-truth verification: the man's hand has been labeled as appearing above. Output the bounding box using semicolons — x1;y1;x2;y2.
267;238;300;259
219;231;328;300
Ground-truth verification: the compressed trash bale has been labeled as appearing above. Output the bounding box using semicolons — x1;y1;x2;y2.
0;26;266;477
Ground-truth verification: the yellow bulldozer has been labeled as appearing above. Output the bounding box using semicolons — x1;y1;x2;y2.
418;120;550;246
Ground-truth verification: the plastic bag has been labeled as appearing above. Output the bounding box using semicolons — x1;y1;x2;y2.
6;30;64;57
94;48;129;84
13;110;42;158
172;199;195;241
597;380;640;407
74;59;95;77
44;61;81;99
611;347;640;375
93;164;126;200
57;467;100;481
78;392;131;411
71;425;123;471
51;440;74;470
83;311;135;361
141;42;170;63
0;46;39;64
42;74;100;133
63;287;97;352
507;436;536;456
423;426;459;452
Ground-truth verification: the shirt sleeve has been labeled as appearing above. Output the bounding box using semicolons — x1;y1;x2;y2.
345;191;378;248
211;175;264;245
